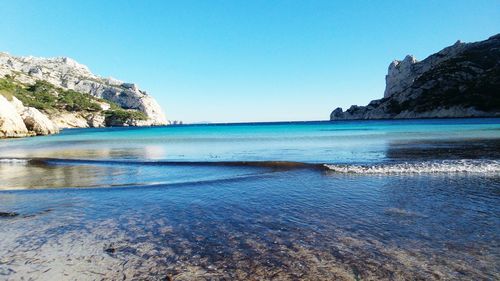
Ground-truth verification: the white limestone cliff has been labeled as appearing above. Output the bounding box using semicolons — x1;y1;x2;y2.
0;95;29;138
21;107;60;136
384;55;418;98
0;52;167;126
384;40;467;99
0;95;61;138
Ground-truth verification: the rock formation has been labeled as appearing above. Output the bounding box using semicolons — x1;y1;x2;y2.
0;52;167;130
21;107;60;136
0;95;62;137
331;34;500;120
0;95;30;138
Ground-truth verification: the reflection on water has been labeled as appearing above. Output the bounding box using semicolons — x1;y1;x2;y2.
386;139;500;161
1;119;499;163
1;146;169;161
0;160;267;189
1;137;499;189
1;171;499;280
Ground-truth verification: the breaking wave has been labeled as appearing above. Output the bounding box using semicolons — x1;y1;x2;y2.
324;160;500;174
2;157;499;175
0;158;29;164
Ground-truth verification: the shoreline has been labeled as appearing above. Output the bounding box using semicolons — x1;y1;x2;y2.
2;116;500;140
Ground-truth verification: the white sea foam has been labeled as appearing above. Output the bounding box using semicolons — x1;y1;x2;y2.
324;160;500;174
0;158;29;164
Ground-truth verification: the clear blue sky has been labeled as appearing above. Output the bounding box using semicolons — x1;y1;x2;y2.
1;1;499;123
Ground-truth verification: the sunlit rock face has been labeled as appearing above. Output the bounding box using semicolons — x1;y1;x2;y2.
0;95;60;138
384;55;419;99
0;53;167;126
0;95;29;138
20;107;60;135
383;39;469;99
331;34;500;120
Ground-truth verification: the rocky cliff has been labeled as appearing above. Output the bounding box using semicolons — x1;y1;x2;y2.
330;34;500;120
0;52;167;137
0;95;60;138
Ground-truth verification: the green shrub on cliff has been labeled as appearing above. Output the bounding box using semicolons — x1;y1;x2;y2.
0;77;148;125
58;90;101;112
0;76;18;100
104;109;147;125
0;78;58;109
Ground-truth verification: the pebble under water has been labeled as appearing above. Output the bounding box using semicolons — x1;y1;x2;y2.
0;119;499;280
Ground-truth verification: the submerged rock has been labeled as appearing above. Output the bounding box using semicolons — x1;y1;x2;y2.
0;211;19;217
104;247;116;254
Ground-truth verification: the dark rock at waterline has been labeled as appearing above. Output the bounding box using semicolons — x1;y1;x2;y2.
0;211;19;217
330;107;345;119
0;209;53;219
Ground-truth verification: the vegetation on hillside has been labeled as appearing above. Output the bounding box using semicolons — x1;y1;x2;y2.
104;109;147;125
0;75;147;124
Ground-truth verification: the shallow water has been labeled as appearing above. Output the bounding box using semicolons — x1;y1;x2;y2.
0;119;499;280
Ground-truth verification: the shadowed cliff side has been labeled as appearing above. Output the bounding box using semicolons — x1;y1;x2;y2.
331;34;500;120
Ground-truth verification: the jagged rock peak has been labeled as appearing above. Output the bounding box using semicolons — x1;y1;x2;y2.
331;34;500;121
383;36;485;99
0;52;94;78
385;55;419;98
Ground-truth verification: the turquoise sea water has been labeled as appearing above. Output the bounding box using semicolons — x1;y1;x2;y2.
2;118;500;163
0;118;499;280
